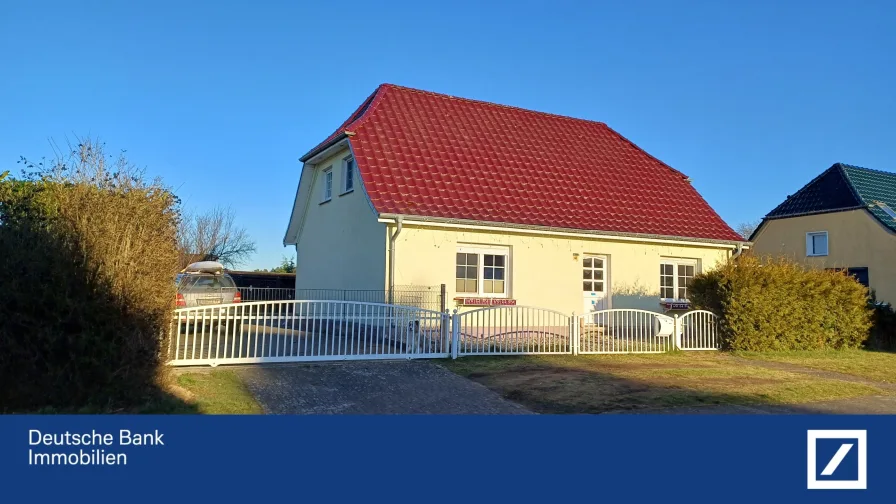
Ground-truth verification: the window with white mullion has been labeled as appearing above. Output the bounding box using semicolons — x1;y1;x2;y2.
660;260;696;301
483;254;506;294
321;167;333;202
456;247;509;297
342;157;355;194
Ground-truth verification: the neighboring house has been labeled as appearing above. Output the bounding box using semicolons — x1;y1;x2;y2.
750;163;896;303
284;84;747;316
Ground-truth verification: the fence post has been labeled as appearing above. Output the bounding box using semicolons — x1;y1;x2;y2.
572;313;579;356
451;309;460;359
673;314;681;351
439;283;447;314
441;310;449;356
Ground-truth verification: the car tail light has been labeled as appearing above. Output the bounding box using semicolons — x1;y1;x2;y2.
176;293;186;308
233;291;242;303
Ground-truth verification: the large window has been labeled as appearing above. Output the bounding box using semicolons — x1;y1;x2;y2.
660;259;696;300
455;247;509;296
342;157;355;194
806;231;828;256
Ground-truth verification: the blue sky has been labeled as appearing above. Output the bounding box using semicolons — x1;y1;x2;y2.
2;0;894;269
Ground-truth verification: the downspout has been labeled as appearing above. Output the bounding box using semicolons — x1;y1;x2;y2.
731;242;745;259
388;216;403;305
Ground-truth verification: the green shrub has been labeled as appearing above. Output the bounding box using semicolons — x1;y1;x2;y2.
867;293;896;351
689;255;872;351
0;140;179;411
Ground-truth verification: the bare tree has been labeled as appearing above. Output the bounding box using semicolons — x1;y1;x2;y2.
735;220;761;240
178;206;256;269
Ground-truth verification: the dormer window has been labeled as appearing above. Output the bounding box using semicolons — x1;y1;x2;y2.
876;202;896;220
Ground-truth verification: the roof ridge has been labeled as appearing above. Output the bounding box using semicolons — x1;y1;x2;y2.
838;162;896;178
764;164;841;217
379;83;609;127
835;163;869;207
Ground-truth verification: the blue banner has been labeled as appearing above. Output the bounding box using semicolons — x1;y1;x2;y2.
0;415;892;502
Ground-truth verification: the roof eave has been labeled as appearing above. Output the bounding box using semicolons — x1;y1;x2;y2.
378;213;749;248
763;205;868;221
299;133;349;163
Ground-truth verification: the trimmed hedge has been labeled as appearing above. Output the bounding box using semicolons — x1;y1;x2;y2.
868;294;896;351
689;255;872;351
0;141;179;411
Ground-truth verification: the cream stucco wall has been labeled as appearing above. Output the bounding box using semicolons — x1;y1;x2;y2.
751;209;896;303
391;224;733;314
293;147;387;291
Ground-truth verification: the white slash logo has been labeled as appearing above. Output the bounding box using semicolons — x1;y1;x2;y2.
807;430;867;490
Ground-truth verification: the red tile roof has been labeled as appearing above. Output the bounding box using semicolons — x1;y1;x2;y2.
303;84;742;243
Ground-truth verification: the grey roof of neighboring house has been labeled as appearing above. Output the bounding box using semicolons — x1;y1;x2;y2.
758;163;896;236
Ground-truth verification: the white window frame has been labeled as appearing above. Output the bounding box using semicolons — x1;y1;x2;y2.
321;167;333;203
806;231;828;257
659;258;698;301
341;156;355;195
455;245;510;298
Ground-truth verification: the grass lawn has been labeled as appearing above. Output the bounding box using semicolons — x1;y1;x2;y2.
738;349;896;384
167;370;264;414
442;352;889;414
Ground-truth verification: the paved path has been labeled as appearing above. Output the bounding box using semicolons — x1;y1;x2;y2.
234;360;531;414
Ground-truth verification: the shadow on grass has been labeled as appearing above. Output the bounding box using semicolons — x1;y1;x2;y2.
442;354;888;414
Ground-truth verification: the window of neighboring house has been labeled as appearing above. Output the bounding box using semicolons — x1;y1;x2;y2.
660;259;697;300
806;231;828;256
321;167;333;202
342;157;355;194
826;267;870;289
455;246;509;297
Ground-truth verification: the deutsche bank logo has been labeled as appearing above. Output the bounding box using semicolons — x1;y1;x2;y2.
807;430;867;490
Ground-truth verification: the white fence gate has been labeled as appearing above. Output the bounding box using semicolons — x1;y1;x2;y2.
167;301;721;366
580;309;676;354
676;310;721;350
453;306;574;356
168;300;449;366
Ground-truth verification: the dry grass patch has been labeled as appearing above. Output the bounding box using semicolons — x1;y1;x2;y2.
738;349;896;384
442;352;887;414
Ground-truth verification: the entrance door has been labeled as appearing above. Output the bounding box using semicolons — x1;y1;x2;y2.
582;255;609;319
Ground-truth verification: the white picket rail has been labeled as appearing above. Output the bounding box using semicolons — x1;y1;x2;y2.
453;306;574;356
166;302;721;366
676;310;721;350
168;300;449;366
580;309;675;354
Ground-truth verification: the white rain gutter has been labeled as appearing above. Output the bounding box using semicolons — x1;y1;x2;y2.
377;214;746;249
388;216;404;305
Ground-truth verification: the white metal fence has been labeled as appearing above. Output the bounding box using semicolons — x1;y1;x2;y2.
453;306;574;356
238;287;296;302
580;309;675;354
166;302;721;366
677;310;721;350
168;300;449;366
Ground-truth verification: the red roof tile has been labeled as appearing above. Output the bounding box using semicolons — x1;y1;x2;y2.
306;84;742;243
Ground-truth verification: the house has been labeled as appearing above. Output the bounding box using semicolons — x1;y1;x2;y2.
283;84;747;316
750;163;896;303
